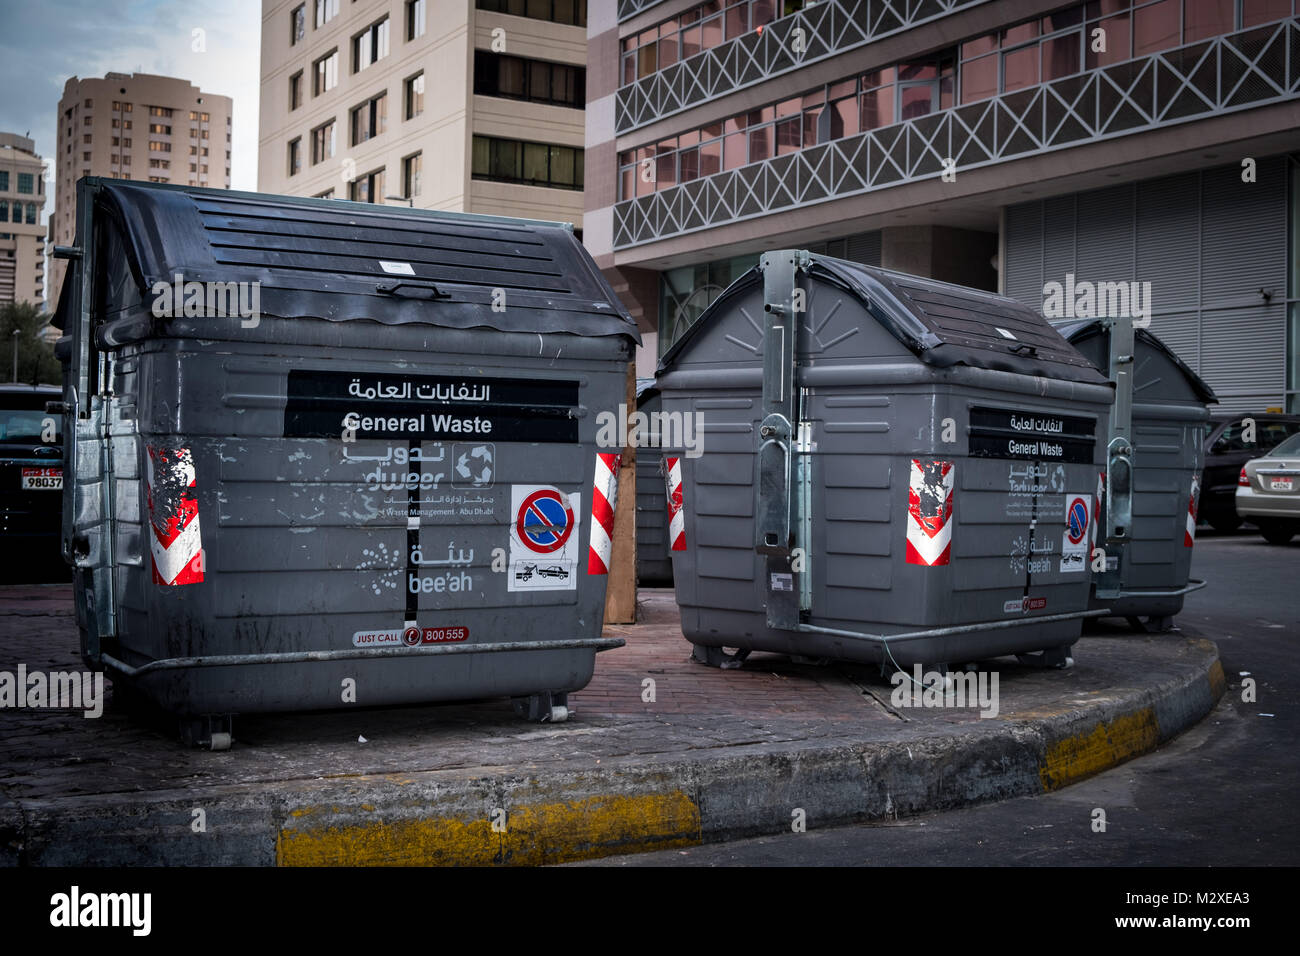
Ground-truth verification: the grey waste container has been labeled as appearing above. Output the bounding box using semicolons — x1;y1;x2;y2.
635;379;674;585
1056;319;1215;630
656;250;1115;671
53;179;638;747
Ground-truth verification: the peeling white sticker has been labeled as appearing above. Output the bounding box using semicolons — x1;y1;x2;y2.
994;327;1018;340
379;260;415;276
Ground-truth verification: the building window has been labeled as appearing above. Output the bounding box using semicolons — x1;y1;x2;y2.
473;51;586;108
311;120;336;164
352;17;390;73
471;135;584;190
0;172;7;191
289;71;304;110
149;106;173;118
148;141;171;152
83;116;92;126
350;92;387;145
402;152;422;199
475;0;586;28
149;123;171;135
0;202;6;222
407;0;426;40
84;97;93;107
348;167;386;203
315;0;339;28
25;203;36;224
16;173;33;194
405;72;425;119
83;151;92;160
290;3;306;44
288;138;302;176
314;49;340;95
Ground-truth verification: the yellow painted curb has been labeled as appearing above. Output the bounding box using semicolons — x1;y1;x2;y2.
1038;706;1160;791
277;790;702;866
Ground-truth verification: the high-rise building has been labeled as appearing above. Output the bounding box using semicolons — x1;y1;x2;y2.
0;133;47;310
49;72;234;307
587;1;1300;411
258;0;588;225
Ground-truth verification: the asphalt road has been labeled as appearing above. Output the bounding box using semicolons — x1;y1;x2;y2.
585;529;1300;866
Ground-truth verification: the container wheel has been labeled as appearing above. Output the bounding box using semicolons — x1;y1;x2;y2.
512;691;569;723
690;644;750;669
179;715;235;750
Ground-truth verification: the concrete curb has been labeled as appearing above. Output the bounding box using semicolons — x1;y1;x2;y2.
10;636;1224;866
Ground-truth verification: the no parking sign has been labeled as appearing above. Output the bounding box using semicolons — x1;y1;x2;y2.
508;485;580;592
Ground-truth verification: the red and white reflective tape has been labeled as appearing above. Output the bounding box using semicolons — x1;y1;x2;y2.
587;451;622;574
1091;470;1104;551
664;455;686;551
1185;474;1199;548
146;445;204;586
905;459;954;567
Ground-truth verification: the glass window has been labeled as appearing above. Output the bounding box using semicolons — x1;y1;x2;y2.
288;138;302;176
290;4;306;45
699;138;721;176
748;125;772;162
1243;0;1293;26
315;0;339;28
1086;13;1131;68
289;71;303;110
25;204;36;224
407;0;426;40
859;85;894;129
961;53;998;102
406;73;425;119
962;33;998;58
353;17;390;72
350;92;387;145
1002;43;1039;92
311;120;335;164
1183;0;1234;42
899;84;935;120
314;50;339;95
1133;0;1180;56
403;152;422;198
1041;31;1081;81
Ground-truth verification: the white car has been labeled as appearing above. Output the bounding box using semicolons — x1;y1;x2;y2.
1235;432;1300;545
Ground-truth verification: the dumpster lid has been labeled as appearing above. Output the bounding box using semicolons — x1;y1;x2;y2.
57;180;637;341
1054;319;1217;404
659;254;1108;384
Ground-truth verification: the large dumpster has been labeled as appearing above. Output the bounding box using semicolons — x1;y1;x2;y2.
1056;319;1215;630
53;179;638;747
634;379;674;586
656;250;1115;671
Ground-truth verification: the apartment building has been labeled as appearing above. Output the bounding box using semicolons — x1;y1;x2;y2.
259;0;588;228
587;0;1300;411
0;133;47;310
49;72;234;307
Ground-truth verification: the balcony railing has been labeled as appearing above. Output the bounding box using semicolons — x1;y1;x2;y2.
616;0;988;134
618;0;664;21
612;17;1300;250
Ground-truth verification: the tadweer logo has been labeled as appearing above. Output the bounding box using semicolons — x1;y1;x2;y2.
50;886;151;936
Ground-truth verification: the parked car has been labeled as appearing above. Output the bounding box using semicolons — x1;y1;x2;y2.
1200;413;1300;532
1235;432;1300;544
0;384;65;572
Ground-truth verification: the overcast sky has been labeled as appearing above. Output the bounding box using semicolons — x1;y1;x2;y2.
0;0;262;211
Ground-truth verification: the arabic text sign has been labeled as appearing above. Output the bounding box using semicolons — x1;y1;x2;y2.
283;369;580;443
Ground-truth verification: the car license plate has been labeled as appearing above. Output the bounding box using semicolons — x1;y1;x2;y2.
21;467;62;490
1270;478;1294;492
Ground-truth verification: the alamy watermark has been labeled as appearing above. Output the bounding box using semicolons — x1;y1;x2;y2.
890;665;1000;718
1042;273;1151;328
595;403;705;459
150;273;262;328
0;665;104;718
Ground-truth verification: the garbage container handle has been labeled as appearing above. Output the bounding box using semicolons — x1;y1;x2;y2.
376;280;450;300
